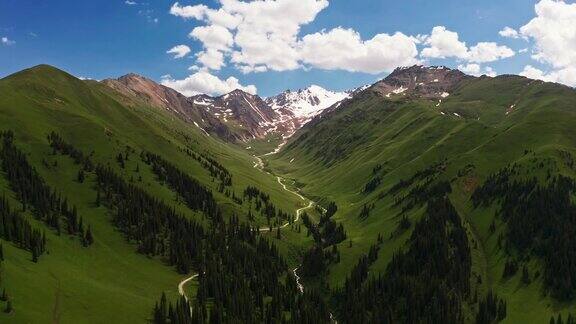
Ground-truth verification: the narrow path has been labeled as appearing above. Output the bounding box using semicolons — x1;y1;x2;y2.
178;273;199;302
252;148;315;232
178;143;336;322
254;146;337;323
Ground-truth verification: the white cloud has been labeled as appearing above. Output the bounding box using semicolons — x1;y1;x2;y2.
125;0;137;5
421;26;468;59
520;65;576;86
167;2;515;81
466;42;515;63
170;2;208;20
196;49;226;70
1;37;15;46
458;63;481;75
188;25;234;71
227;0;329;72
190;25;234;52
421;26;514;63
170;0;329;72
507;0;576;88
300;28;420;74
160;71;257;96
170;2;241;28
166;44;191;59
458;63;497;77
520;0;576;70
484;66;497;77
499;26;519;39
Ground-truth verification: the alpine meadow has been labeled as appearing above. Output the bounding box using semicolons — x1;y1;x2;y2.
2;0;576;323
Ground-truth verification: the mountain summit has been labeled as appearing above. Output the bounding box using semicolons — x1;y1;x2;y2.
371;65;472;99
266;85;349;118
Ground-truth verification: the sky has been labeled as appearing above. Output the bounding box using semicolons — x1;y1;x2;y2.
1;0;575;97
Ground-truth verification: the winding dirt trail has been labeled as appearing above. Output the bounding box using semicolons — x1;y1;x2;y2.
252;148;315;232
178;144;336;322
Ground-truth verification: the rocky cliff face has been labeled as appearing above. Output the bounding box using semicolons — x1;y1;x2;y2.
370;65;473;99
192;89;280;140
102;74;240;141
102;66;475;144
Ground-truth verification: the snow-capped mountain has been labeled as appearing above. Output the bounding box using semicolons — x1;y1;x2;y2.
190;89;280;140
266;85;349;119
103;74;363;142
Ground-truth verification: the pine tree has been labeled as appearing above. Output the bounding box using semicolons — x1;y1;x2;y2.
4;300;12;314
32;247;38;263
84;226;94;246
77;169;85;183
1;289;7;301
95;190;101;207
522;265;531;285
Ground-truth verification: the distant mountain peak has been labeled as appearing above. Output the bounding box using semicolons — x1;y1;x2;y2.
371;64;472;99
266;84;349;119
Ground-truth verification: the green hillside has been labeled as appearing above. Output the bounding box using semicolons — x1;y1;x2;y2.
267;75;576;323
0;65;307;323
3;64;576;323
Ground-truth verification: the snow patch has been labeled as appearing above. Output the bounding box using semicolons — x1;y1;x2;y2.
266;85;348;119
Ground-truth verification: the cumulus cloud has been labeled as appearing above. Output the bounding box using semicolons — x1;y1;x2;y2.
196;49;226;70
227;0;329;72
466;42;515;63
502;0;576;87
1;37;15;46
458;63;481;75
520;0;576;70
499;26;519;39
300;28;419;74
160;71;257;96
421;26;468;59
170;2;208;20
166;44;191;59
421;26;514;63
168;0;327;72
458;63;497;77
190;25;234;52
125;0;137;5
169;0;424;74
520;65;576;86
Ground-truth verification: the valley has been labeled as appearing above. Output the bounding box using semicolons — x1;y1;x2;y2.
1;63;576;323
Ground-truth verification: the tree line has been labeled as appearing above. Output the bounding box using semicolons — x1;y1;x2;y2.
141;151;219;219
334;190;480;323
1;131;91;248
472;163;576;300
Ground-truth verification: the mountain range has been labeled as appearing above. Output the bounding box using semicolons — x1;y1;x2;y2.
1;63;576;323
104;72;364;142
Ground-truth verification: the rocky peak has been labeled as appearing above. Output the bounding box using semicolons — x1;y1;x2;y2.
266;85;349;118
371;65;473;99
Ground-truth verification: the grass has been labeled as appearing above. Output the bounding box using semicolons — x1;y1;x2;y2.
3;63;576;322
265;76;576;322
0;65;302;323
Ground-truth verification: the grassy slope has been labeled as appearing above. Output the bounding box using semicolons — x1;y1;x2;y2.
268;75;576;322
0;65;302;323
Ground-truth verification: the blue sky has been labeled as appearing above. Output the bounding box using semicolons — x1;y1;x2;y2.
1;0;574;97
